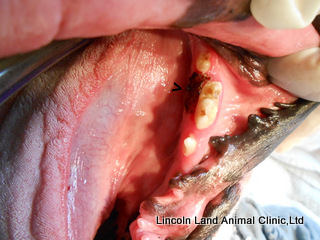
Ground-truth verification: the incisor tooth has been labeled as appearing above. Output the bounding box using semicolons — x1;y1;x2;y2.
268;47;320;101
183;135;197;157
195;81;222;129
251;0;320;29
196;53;211;73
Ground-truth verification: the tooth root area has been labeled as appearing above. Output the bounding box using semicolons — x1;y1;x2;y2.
195;82;222;129
183;135;197;157
196;52;211;73
268;47;320;102
251;0;320;29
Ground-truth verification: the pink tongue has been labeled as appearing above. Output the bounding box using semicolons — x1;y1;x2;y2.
0;29;301;240
65;31;192;238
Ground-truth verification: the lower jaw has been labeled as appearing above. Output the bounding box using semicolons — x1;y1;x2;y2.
2;29;301;239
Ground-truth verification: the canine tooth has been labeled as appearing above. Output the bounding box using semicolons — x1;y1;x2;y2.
196;52;211;73
268;47;320;101
251;0;320;29
195;81;222;129
183;135;197;157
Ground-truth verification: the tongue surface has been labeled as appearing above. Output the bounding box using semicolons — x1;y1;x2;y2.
0;28;313;240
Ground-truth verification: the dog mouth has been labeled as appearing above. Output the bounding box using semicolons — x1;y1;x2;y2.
0;16;319;240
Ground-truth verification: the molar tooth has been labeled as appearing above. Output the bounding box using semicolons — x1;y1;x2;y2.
196;52;211;73
268;47;320;102
195;81;222;129
251;0;320;29
183;135;197;157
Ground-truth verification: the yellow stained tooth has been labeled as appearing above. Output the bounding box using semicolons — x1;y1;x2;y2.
183;135;197;157
196;52;211;73
195;81;222;130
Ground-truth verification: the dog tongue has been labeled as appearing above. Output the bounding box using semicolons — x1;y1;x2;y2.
0;27;316;240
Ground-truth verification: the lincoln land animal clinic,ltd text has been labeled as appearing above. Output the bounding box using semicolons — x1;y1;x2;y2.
156;215;304;226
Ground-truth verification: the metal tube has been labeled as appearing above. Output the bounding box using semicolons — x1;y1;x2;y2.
0;38;92;105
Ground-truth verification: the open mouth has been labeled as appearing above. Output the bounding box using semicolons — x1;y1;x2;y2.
0;13;320;240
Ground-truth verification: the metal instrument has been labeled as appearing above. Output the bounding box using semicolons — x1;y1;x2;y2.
0;38;92;105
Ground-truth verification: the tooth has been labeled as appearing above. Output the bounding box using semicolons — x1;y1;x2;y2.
250;0;320;29
268;47;320;101
183;134;197;157
196;52;211;73
195;81;222;129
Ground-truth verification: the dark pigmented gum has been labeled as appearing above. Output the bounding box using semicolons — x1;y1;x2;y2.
148;99;319;238
209;100;319;183
312;15;320;35
187;183;241;239
173;0;251;28
203;38;270;87
171;101;320;191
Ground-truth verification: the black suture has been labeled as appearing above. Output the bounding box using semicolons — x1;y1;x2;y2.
184;72;210;113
